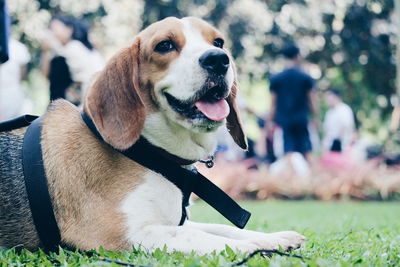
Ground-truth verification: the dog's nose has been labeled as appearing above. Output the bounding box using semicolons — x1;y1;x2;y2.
199;49;230;75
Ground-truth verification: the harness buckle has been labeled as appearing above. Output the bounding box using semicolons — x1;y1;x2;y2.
199;156;214;168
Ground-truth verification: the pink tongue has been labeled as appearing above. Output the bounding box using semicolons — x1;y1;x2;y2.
194;99;230;121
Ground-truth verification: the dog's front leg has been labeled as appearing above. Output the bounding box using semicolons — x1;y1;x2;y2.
126;224;258;255
185;221;305;251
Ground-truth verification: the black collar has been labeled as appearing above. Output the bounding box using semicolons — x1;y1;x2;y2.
81;112;251;228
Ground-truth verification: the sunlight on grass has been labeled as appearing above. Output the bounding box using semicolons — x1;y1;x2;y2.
1;201;399;266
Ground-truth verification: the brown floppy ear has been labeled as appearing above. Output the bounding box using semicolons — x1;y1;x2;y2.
84;37;145;150
226;77;248;150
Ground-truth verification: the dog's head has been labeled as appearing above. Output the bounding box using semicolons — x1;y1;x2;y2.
84;17;247;152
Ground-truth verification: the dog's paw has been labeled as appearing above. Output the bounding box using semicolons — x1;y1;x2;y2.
250;231;305;251
233;241;260;253
272;231;306;250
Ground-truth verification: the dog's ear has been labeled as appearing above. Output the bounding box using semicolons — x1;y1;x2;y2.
226;76;248;150
84;37;145;150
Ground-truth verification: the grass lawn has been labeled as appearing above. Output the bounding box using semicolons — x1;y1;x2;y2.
1;201;399;266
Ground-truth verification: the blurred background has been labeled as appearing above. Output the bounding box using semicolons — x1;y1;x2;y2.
2;0;400;201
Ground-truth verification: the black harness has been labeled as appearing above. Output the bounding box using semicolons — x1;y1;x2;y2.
0;115;61;251
0;114;251;252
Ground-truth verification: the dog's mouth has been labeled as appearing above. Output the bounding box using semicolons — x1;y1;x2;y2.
164;77;230;122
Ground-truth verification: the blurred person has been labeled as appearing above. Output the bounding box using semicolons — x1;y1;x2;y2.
0;0;9;64
0;0;9;121
320;139;353;170
256;114;277;164
389;96;400;132
268;43;316;175
323;88;355;152
0;37;31;120
216;92;257;162
216;126;243;161
41;14;104;105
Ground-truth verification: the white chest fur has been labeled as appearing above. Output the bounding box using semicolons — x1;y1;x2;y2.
142;113;217;160
119;171;183;244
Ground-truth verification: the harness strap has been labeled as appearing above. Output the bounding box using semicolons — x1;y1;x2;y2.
0;110;250;252
22;116;61;252
82;112;251;228
121;138;250;228
192;170;251;228
0;115;38;132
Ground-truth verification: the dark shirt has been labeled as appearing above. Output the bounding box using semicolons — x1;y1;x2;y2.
49;56;73;101
269;67;314;127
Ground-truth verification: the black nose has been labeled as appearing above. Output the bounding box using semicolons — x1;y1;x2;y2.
199;49;230;75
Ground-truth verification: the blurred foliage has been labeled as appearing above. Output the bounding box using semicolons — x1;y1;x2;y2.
7;0;397;139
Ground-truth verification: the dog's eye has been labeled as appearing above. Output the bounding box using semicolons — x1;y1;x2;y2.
213;38;224;48
155;40;176;53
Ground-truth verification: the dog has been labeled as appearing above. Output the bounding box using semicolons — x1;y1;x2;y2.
0;17;305;254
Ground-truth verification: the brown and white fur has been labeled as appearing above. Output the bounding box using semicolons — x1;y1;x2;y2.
0;17;305;254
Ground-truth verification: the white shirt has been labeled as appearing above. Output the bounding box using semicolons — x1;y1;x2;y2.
0;39;30;120
53;40;104;99
323;102;355;151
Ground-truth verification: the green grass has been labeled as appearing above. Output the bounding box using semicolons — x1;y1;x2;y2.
1;201;399;266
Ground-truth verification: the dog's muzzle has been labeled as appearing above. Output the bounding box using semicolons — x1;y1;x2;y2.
164;49;232;124
165;78;230;123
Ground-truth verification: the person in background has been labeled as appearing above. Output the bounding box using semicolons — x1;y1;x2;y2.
0;37;31;120
216;92;257;162
0;0;9;64
323;88;355;152
268;43;317;176
41;14;104;105
0;0;9;120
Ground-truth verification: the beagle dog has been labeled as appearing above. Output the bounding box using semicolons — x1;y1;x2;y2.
0;17;304;254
